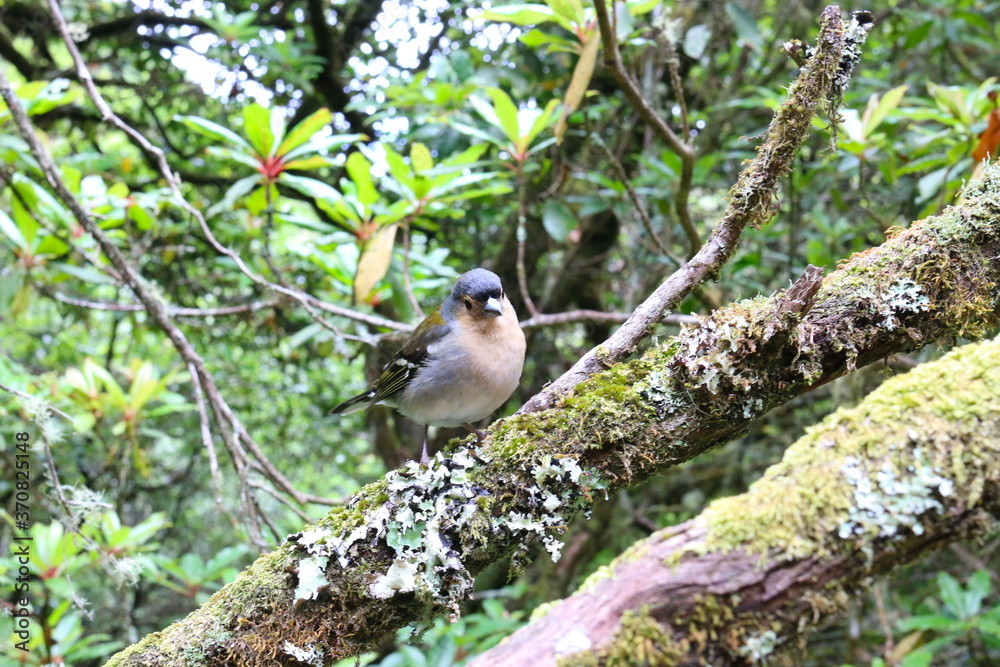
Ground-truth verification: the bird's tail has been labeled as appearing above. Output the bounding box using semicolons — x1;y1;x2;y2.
328;390;377;416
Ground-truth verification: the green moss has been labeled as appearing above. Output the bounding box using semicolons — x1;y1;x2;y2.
561;608;687;667
696;339;1000;561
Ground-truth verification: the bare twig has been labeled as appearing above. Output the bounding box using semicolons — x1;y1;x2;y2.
187;361;222;496
46;291;279;317
520;7;863;414
592;133;672;258
873;584;895;663
0;382;73;422
594;0;700;257
248;479;322;523
520;310;697;329
515;164;540;318
401;220;424;318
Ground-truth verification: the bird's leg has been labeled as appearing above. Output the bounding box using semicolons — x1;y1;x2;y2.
462;422;487;442
420;424;430;464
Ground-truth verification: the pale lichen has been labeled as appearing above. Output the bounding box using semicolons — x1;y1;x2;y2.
287;448;605;616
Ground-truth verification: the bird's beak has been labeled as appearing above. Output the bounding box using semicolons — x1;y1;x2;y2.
483;296;504;317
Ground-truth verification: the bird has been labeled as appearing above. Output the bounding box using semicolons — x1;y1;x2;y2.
329;268;526;462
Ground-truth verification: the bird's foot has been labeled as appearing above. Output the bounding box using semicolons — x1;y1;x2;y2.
462;423;487;442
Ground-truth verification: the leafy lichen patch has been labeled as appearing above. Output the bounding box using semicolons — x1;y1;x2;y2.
286;447;605;619
695;338;1000;562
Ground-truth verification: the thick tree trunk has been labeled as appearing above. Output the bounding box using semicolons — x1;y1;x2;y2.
472;337;1000;666
103;155;1000;665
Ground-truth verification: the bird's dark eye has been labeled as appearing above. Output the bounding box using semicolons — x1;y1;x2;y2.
465;300;473;310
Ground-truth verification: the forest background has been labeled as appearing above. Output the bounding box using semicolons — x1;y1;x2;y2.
1;0;1000;665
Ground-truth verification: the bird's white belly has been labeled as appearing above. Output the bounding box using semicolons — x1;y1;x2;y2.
392;339;524;427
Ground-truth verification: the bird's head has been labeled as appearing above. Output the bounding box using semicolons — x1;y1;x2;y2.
448;268;508;321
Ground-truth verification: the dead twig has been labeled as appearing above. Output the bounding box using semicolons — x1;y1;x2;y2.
594;0;700;256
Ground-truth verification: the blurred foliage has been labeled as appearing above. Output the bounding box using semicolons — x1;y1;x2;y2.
1;0;999;663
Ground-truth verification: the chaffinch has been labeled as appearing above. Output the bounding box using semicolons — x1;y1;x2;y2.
330;268;526;461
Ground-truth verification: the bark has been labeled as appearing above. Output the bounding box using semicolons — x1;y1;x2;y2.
473;336;1000;667
102;156;1000;665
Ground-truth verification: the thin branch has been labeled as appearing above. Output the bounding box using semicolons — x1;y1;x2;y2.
520;6;867;414
594;0;700;256
515;163;540;318
594;0;687;158
592;133;672;258
520;310;697;329
401;220;424;318
0;383;73;422
187;361;222;498
46;291;279;317
249;479;322;524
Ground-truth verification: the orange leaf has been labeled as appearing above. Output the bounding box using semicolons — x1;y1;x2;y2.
972;108;1000;163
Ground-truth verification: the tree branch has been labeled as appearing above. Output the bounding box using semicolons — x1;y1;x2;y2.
473;337;1000;666
593;0;699;256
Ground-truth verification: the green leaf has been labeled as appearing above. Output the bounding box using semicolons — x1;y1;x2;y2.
0;209;28;250
962;570;990;618
243;103;277;158
85;359;127;408
283;133;365;161
518;28;579;52
410;143;434;174
51;262;116;285
245;185;270;216
128;205;155;231
544;0;584;26
282;156;335;171
175;115;252;151
450;121;509;149
486;89;522;146
863;85;908;138
481;4;555;26
542;200;577;242
898;613;963;633
900;651;933;667
626;0;662;16
281;173;360;225
276;107;333;157
525;100;561;148
346;152;378;207
726;3;764;52
208;175;261;217
205;146;262;171
128;362;158;411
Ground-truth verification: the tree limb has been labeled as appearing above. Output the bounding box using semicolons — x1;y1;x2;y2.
473;336;1000;666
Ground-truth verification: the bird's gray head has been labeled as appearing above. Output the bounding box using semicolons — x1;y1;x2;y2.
448;268;506;319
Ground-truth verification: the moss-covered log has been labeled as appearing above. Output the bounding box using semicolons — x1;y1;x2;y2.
103;151;1000;666
473;336;1000;667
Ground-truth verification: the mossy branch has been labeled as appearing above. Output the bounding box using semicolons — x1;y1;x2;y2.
103;150;1000;665
473;337;1000;667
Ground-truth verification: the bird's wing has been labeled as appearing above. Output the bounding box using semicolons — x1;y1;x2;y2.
369;306;450;405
